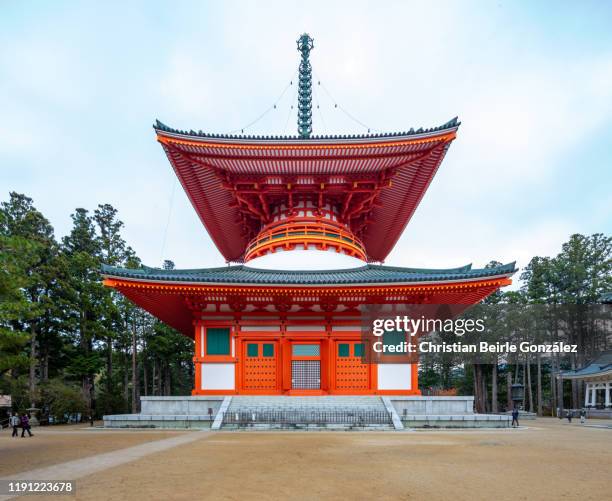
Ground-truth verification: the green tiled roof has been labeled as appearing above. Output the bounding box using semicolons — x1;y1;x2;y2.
599;292;612;304
153;117;460;142
101;262;516;286
561;351;612;379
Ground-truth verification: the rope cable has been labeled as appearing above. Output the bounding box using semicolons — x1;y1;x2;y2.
314;70;375;133
228;72;296;135
313;83;327;133
284;79;298;134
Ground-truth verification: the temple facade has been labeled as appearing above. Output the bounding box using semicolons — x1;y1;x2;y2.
102;34;515;396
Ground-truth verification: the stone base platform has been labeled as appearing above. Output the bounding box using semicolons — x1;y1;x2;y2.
103;395;511;430
403;414;510;428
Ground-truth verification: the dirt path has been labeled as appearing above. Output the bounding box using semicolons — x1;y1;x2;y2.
0;426;185;476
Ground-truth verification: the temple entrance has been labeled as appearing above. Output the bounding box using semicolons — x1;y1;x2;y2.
242;341;279;392
291;343;321;390
334;341;370;392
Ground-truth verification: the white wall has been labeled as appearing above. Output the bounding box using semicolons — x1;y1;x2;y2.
201;363;235;390
377;364;412;390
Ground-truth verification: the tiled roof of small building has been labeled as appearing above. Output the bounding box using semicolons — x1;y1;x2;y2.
561;351;612;379
599;292;612;304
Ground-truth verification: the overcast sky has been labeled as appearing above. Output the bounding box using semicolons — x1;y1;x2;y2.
2;1;611;284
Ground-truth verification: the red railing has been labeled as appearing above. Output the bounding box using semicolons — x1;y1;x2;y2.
245;217;366;261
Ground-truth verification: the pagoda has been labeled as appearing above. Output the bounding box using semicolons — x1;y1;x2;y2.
103;34;515;396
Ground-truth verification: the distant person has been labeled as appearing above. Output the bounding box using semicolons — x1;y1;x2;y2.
556;407;562;419
579;408;586;424
20;413;33;437
511;407;520;428
10;412;20;437
566;409;572;423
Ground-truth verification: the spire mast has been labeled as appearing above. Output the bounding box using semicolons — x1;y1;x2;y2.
296;33;314;138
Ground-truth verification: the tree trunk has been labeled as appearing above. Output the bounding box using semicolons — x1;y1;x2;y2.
536;353;543;416
491;362;498;413
131;322;138;413
143;359;148;397
29;322;37;406
557;373;564;413
473;365;486;413
522;360;526;408
106;335;113;393
164;363;171;396
570;353;578;409
551;353;558;416
506;371;512;411
152;359;158;396
123;348;129;407
526;356;534;413
481;367;489;413
472;365;479;412
41;352;49;381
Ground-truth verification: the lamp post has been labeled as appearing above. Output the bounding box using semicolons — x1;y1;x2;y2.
510;383;524;410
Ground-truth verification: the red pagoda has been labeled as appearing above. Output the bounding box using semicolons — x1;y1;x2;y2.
103;34;515;396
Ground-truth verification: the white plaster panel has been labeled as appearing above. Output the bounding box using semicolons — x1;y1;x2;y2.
377;364;412;390
286;325;326;331
201;363;235;390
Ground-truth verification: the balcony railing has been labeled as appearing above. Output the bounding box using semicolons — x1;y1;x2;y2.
245;217;367;261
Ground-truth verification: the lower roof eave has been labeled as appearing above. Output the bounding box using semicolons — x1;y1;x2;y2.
101;273;514;289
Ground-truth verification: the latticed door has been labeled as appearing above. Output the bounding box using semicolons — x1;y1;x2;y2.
291;361;321;389
334;341;370;391
243;341;278;391
291;343;321;390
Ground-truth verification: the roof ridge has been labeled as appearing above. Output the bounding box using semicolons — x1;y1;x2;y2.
368;263;474;274
153;117;461;142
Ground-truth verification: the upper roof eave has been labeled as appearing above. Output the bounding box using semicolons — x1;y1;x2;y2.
153;117;461;146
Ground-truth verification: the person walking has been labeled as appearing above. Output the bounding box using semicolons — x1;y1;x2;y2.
566;409;572;423
511;407;520;428
579;408;586;424
20;413;33;437
10;412;20;437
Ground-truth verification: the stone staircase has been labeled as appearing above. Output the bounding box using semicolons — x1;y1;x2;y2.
222;396;395;430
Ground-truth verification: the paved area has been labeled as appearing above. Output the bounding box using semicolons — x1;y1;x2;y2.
1;419;610;500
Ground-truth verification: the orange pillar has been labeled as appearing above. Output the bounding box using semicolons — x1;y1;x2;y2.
193;321;201;395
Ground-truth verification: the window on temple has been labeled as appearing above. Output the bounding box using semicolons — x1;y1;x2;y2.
263;344;274;357
292;344;320;357
382;331;405;356
338;343;350;357
247;343;259;357
354;343;364;357
206;327;230;355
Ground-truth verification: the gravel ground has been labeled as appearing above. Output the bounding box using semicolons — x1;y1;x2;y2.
3;419;611;500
